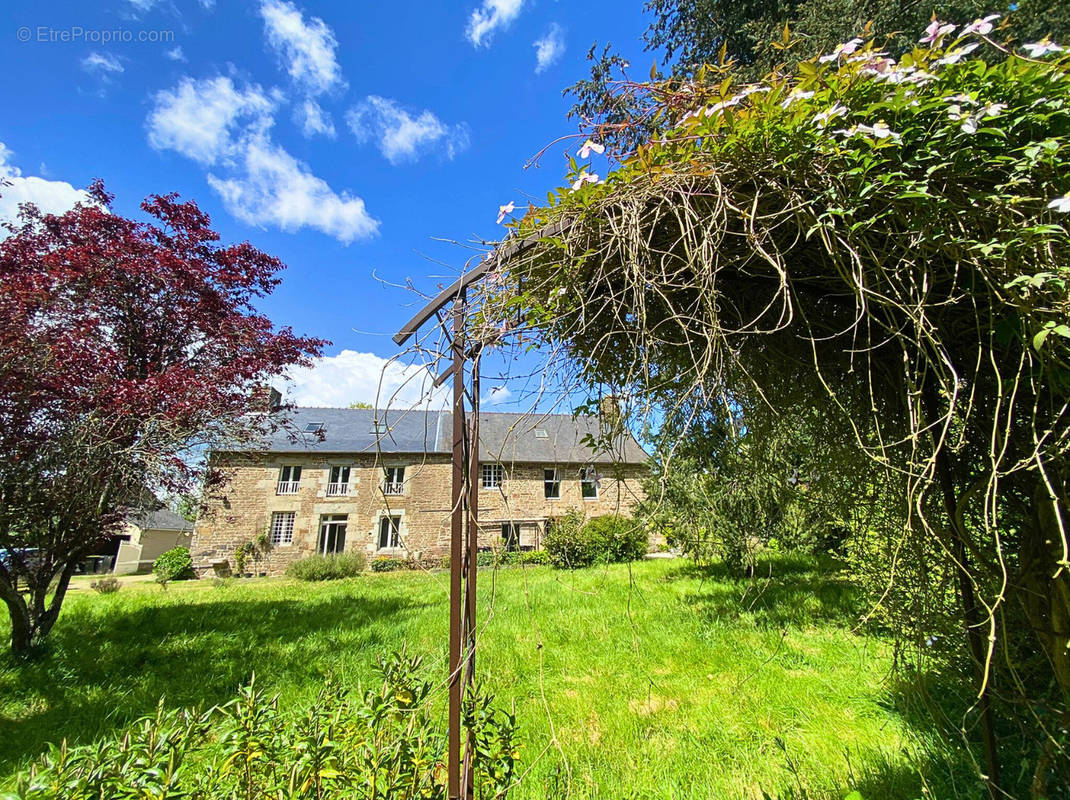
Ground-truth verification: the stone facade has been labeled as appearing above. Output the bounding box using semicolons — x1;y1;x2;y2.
191;451;647;576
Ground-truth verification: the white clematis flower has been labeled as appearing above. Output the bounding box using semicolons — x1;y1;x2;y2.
1023;39;1064;57
578;139;606;158
812;103;848;127
1047;193;1070;212
935;42;980;65
780;90;815;109
570;173;600;192
496;201;515;224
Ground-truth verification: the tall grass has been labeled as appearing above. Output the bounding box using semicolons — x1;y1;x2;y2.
0;557;977;798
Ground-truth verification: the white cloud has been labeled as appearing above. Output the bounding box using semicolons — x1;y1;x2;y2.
485;386;513;406
205;132;377;243
0;143;93;228
298;98;336;138
165;45;187;62
147;76;377;243
259;0;344;95
534;24;565;73
82;51;124;75
466;0;525;47
285;350;445;409
347;96;469;164
147;76;276;165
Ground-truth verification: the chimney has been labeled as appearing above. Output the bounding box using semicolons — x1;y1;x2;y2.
599;394;622;434
251;385;282;413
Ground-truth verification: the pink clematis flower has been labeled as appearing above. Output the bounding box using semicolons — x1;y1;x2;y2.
819;38;864;63
964;14;1000;35
578;139;606;158
497;201;515;224
920;20;957;44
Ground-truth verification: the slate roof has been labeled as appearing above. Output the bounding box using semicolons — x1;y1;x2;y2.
229;407;648;465
127;506;194;532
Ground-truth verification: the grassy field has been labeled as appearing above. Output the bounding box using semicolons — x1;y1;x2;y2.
0;556;975;799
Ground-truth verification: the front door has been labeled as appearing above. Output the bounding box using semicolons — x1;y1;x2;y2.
501;523;521;551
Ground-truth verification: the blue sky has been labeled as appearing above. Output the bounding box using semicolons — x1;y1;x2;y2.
1;0;654;409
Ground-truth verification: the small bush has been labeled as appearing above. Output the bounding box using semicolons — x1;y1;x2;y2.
90;577;121;594
519;549;551;566
585;515;649;563
370;557;407;572
544;514;647;569
543;512;598;568
153;547;196;584
286;552;366;581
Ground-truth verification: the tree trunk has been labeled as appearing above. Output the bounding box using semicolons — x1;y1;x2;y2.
1031;478;1070;699
0;559;78;656
0;576;34;656
1018;474;1070;796
931;447;1002;798
922;383;1002;798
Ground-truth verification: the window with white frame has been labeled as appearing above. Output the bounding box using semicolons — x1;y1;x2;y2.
327;465;351;496
581;467;600;500
383;466;405;496
318;514;347;554
277;465;302;495
378;515;401;549
481;463;503;489
543;468;560;499
270;511;295;545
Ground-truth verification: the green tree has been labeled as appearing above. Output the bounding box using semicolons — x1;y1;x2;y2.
488;29;1070;795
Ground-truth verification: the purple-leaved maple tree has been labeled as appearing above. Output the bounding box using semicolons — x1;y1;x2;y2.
0;183;325;655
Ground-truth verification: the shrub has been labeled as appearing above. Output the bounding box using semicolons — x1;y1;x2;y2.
285;552;366;581
90;577;120;594
370;557;406;572
153;547;196;584
519;549;551;566
543;512;599;569
585;515;649;563
15;652;518;800
544;514;648;569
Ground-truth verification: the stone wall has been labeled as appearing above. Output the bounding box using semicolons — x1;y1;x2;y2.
191;451;647;576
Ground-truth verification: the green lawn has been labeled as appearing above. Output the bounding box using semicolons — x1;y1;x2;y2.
0;557;973;799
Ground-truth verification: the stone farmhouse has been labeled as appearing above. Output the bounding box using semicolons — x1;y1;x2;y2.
190;405;649;576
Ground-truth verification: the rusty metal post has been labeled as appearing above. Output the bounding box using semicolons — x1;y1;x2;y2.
448;294;465;800
462;352;480;798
